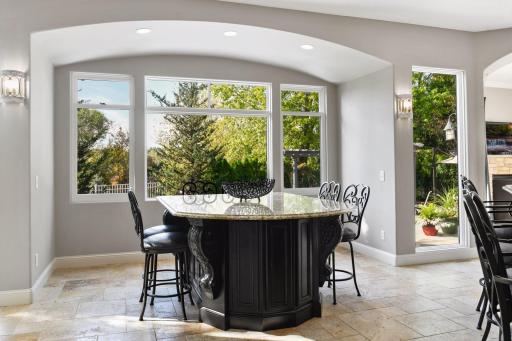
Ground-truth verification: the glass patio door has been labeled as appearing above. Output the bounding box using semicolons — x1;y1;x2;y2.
412;67;467;249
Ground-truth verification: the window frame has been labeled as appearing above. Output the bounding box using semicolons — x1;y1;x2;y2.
144;75;273;201
70;72;135;203
280;84;327;196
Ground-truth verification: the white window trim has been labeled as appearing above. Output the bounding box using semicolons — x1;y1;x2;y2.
70;72;135;203
412;66;469;251
280;84;327;195
144;75;273;201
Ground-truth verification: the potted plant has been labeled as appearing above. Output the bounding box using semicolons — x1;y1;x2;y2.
418;202;439;236
436;187;458;235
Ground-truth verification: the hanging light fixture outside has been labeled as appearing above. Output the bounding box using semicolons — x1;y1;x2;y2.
444;113;456;141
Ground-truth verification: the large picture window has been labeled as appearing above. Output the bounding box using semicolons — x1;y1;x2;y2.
281;85;325;193
145;77;270;198
71;72;133;202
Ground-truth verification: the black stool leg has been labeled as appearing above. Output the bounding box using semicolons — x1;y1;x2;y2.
184;250;194;305
482;317;491;341
477;295;487;330
327;255;332;288
150;254;158;305
178;252;188;320
349;242;361;297
503;323;511;341
175;255;181;302
332;251;337;305
476;288;484;312
139;253;151;321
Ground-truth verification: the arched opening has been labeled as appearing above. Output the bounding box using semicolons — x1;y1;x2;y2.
483;53;512;205
29;20;394;268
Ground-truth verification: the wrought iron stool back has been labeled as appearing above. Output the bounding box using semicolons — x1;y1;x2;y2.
318;181;341;201
341;184;370;240
182;180;218;195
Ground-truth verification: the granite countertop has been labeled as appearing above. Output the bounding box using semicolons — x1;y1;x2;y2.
157;192;351;220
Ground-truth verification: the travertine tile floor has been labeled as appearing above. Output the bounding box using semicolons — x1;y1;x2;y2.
0;248;500;341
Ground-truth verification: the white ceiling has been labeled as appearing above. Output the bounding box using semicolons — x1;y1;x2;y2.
221;0;512;32
31;21;390;84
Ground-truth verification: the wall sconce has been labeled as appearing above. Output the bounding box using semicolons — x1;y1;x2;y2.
396;94;412;120
1;70;26;103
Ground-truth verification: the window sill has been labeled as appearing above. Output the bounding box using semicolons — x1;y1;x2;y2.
71;193;129;204
283;187;320;197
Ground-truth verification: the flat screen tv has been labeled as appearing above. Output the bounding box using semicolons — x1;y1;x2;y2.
486;122;512;155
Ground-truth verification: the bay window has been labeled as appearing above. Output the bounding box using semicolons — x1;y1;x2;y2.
71;72;134;202
281;85;326;194
145;76;271;199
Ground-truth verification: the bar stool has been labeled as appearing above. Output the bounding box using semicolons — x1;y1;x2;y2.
319;183;370;304
128;191;192;321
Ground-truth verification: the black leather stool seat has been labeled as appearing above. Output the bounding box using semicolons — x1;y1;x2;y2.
143;224;187;237
143;231;189;253
495;226;512;239
341;228;357;242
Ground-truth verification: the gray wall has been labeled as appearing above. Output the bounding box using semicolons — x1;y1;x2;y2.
340;67;396;253
30;47;55;285
484;87;512;122
1;0;500;291
54;55;339;257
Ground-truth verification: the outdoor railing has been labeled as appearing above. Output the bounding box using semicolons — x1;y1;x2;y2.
91;182;167;197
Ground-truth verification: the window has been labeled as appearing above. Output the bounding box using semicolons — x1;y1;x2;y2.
71;72;133;202
281;85;326;193
145;77;270;199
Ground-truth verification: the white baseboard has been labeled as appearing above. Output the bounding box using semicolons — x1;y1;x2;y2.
343;242;477;266
0;289;32;307
54;251;144;269
340;242;397;265
32;259;55;294
396;246;478;266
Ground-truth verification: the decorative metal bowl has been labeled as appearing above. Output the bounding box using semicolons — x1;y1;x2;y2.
221;179;275;201
224;202;274;216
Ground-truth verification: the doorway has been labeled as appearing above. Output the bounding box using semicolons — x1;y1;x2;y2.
412;67;468;249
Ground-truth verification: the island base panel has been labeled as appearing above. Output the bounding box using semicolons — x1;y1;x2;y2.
187;217;339;331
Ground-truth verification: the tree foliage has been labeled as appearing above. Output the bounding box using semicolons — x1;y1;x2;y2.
412;71;458;201
76;108;129;193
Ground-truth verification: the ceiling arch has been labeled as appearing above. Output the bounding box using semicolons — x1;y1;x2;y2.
31;20;391;84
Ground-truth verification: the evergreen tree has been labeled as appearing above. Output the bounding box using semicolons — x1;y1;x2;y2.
77;108;111;193
149;83;222;193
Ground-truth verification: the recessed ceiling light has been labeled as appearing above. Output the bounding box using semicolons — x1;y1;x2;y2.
136;28;152;34
300;44;314;50
224;31;238;37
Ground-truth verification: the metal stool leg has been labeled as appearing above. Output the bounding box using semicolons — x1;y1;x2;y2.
476;288;484;312
175;255;181;302
482;318;492;341
150;254;158;305
184;250;194;305
177;252;188;320
477;295;488;330
327;255;332;288
349;242;361;296
332;251;337;305
139;254;151;321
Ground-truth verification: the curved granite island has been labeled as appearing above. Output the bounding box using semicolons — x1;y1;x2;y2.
157;192;350;331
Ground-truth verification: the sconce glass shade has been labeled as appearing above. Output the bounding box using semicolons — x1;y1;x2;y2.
1;70;26;102
396;94;413;120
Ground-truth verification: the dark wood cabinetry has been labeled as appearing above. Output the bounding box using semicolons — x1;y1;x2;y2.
187;216;339;331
